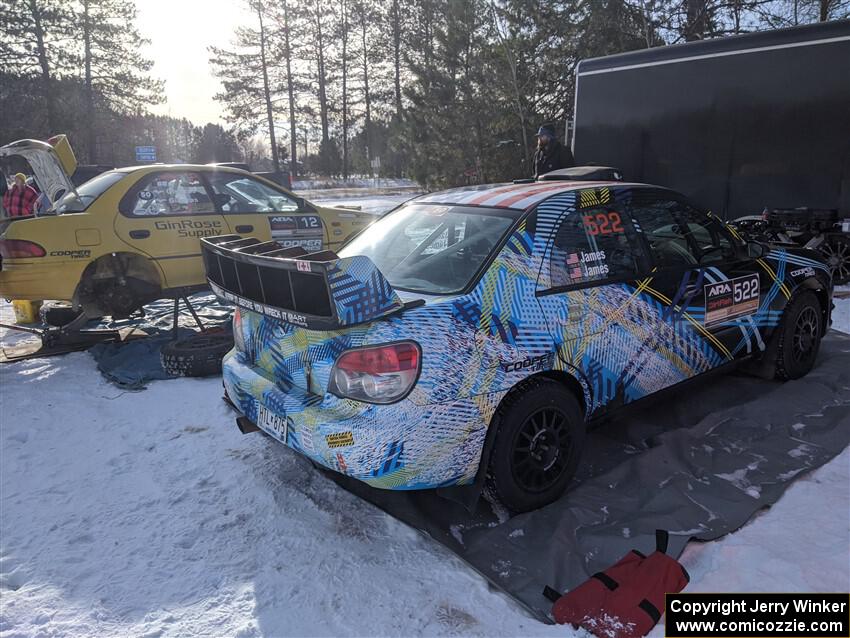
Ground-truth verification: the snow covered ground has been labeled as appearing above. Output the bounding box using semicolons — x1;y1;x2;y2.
292;177;419;191
0;242;848;636
314;193;417;215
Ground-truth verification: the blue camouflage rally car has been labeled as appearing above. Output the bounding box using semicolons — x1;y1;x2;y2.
202;178;833;511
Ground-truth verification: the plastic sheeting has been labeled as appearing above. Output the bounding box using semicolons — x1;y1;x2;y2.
89;293;232;389
327;332;850;623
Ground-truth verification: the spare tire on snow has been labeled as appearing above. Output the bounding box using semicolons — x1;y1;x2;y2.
40;301;83;327
160;332;234;378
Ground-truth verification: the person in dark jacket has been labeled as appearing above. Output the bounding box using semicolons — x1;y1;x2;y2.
532;125;574;178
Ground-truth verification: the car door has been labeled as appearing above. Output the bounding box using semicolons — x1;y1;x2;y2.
534;188;653;409
204;172;326;253
114;170;228;289
626;189;766;362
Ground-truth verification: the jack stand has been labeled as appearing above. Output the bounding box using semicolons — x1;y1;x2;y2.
170;295;207;340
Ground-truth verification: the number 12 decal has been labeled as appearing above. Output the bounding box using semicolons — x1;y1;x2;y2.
583;211;625;236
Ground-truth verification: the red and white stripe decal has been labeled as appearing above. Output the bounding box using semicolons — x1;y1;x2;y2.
417;181;615;210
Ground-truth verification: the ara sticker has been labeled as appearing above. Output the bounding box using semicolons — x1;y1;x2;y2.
704;273;759;326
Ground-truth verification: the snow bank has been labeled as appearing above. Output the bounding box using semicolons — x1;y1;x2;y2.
292;177;418;191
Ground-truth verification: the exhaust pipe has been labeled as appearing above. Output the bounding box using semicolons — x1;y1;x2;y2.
236;416;261;434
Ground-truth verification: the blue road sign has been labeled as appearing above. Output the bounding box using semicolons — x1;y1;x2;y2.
135;146;156;162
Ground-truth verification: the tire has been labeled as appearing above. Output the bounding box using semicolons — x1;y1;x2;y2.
39;301;83;327
774;291;823;381
160;332;234;378
818;235;850;285
486;378;586;512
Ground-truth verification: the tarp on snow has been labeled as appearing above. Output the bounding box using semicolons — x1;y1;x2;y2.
327;332;850;623
89;293;233;389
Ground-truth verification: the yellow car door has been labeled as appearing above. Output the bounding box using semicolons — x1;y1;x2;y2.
113;170;229;289
204;172;326;252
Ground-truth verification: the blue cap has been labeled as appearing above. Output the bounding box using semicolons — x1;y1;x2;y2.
535;126;555;138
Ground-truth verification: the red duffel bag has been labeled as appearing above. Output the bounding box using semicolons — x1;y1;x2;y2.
545;530;689;638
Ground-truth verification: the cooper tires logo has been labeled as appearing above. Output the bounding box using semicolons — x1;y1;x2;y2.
49;249;91;259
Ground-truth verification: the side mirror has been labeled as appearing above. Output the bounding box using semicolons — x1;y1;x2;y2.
746;241;767;259
295;196;314;212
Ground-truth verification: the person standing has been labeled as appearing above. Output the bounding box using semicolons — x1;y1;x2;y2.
532;125;574;178
0;170;7;217
2;173;38;217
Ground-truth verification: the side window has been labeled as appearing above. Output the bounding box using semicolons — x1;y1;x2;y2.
122;172;215;216
629;193;736;268
206;173;299;214
549;206;645;288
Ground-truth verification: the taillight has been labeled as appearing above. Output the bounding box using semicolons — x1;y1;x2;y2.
232;307;247;354
0;239;47;259
328;341;421;404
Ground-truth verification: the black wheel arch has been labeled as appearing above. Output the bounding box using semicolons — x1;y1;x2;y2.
472;369;589;488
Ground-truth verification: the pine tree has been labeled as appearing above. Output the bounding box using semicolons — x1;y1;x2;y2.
0;0;76;135
210;0;283;171
75;0;163;162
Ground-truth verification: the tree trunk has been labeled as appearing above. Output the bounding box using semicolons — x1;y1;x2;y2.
341;0;349;179
257;1;280;172
392;0;402;121
282;0;298;177
315;0;330;144
83;0;96;162
361;17;372;176
29;0;56;135
489;1;529;166
685;0;707;41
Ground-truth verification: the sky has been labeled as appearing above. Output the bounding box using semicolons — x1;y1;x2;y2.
134;0;255;126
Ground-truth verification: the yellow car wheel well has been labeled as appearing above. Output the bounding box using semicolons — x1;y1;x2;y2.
73;252;163;319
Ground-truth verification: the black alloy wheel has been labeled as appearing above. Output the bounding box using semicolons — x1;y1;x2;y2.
791;305;820;366
773;290;823;380
487;378;585;513
511;406;574;493
819;235;850;285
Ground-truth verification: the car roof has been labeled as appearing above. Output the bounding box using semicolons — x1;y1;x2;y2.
414;180;636;211
113;164;251;175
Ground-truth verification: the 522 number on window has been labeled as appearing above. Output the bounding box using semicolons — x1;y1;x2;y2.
583;212;624;236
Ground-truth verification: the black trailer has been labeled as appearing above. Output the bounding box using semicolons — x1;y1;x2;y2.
572;20;850;282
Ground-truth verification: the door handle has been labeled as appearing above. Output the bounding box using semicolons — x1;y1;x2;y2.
235;225;253;233
129;229;150;239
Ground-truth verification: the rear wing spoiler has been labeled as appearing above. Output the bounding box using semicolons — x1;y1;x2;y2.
201;234;407;330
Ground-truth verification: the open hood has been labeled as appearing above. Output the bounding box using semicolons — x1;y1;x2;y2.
201;234;406;330
0;135;78;207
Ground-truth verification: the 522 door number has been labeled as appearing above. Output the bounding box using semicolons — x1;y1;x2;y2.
583;211;625;236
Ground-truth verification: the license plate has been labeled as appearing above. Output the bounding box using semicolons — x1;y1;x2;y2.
257;405;288;443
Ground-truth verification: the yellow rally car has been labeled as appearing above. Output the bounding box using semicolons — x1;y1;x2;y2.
0;136;374;317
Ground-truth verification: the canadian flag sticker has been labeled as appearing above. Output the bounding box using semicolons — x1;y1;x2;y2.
296;261;311;272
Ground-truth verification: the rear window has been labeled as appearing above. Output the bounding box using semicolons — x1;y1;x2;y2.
53;171;124;214
338;203;517;295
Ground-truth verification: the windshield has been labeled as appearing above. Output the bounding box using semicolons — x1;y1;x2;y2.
53;171;125;214
338;203;517;294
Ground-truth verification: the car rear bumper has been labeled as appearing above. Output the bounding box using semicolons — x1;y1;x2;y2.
0;260;79;301
222;351;497;490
